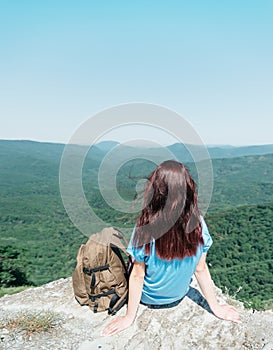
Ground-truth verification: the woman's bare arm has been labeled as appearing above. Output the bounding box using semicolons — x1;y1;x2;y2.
126;261;145;320
194;253;241;323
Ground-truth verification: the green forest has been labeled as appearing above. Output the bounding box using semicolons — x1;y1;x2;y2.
0;140;272;310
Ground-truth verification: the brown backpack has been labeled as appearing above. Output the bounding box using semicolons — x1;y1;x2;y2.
72;227;131;315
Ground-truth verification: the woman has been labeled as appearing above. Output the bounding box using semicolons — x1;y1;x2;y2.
102;160;240;336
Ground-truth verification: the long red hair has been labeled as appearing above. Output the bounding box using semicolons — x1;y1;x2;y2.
133;160;204;260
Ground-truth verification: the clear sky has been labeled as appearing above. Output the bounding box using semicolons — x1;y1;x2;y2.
0;0;272;146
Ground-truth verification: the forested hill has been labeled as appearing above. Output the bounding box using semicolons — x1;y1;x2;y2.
0;140;273;310
206;204;273;310
1;139;273;162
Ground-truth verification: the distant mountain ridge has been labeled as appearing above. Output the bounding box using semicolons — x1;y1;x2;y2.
79;140;273;161
1;139;273;162
207;143;273;159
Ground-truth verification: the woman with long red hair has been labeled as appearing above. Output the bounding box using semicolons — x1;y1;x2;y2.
103;160;240;336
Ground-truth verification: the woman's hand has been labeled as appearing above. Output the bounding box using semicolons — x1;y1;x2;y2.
102;315;134;336
195;254;241;324
102;261;145;336
211;304;241;323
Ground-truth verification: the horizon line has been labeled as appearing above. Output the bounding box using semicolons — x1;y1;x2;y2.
1;138;273;148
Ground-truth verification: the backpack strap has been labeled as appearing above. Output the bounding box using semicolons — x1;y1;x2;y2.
89;289;116;302
83;264;110;292
83;264;109;275
108;294;120;311
112;228;129;249
110;245;128;275
108;292;128;316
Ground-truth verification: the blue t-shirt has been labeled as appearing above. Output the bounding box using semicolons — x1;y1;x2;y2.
126;217;213;305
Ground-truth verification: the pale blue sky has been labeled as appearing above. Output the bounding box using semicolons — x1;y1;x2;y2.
0;0;272;146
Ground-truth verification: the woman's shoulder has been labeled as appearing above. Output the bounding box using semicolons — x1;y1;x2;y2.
126;225;147;263
200;215;213;252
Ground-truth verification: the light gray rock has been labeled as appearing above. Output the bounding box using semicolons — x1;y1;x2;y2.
0;277;272;350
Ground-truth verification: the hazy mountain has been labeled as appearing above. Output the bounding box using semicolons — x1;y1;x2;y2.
168;143;273;161
95;141;120;153
95;140;273;162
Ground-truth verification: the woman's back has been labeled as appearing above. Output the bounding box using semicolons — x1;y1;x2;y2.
127;217;213;305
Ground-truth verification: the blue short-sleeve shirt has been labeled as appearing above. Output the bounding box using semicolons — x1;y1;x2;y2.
126;217;213;305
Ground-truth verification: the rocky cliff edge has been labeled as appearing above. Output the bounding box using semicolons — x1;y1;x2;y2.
0;277;272;350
